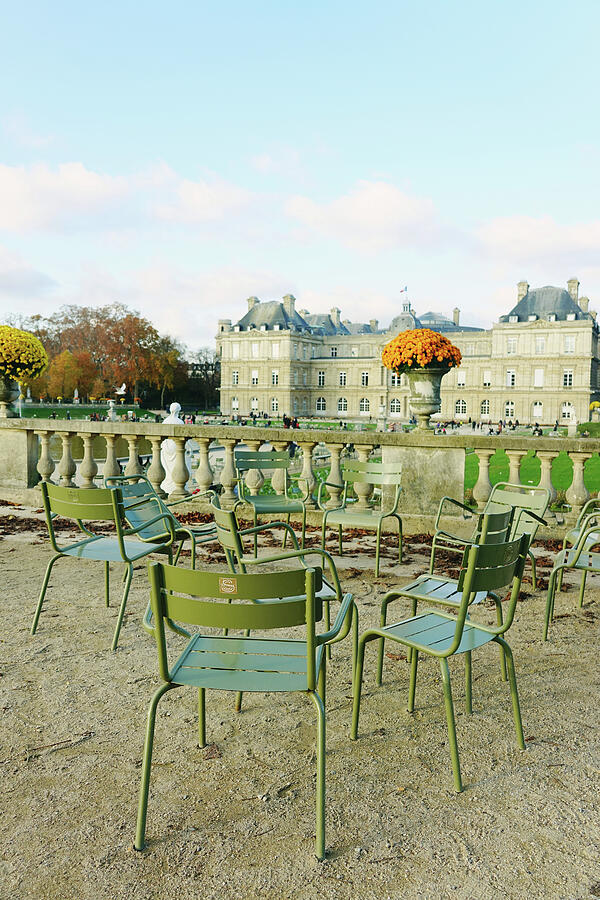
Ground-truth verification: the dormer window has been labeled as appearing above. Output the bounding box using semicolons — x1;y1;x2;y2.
528;315;537;321
548;314;556;322
260;324;267;331
509;315;518;323
273;324;281;331
233;325;241;332
566;313;576;321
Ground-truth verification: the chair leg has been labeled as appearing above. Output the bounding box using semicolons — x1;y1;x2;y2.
253;510;258;558
190;534;197;570
134;682;175;851
408;649;418;712
375;523;382;577
544;567;560;641
31;554;61;634
324;600;332;660
198;688;206;748
111;564;133;651
338;524;343;556
282;513;290;549
318;650;326;707
104;562;110;607
351;605;358;680
528;549;537;590
440;658;462;792
578;570;588;607
351;634;370;740
396;515;403;564
235;630;251;711
429;536;437;574
308;690;326;861
495;600;507;681
495;637;525;750
301;509;306;550
173;539;185;566
465;651;472;715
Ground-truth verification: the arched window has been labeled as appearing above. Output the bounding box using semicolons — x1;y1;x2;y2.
271;397;278;413
480;399;490;417
504;400;515;419
532;401;543;418
359;397;370;414
337;397;347;412
316;397;326;412
231;396;239;411
455;399;467;416
390;398;402;414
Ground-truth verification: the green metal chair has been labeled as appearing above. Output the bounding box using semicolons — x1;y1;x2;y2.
544;511;600;640
135;563;355;860
318;459;403;577
351;533;530;792
105;474;218;568
561;497;600;552
234;448;309;549
32;482;175;650
429;481;549;589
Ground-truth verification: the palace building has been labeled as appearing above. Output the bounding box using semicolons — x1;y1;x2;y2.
216;279;599;425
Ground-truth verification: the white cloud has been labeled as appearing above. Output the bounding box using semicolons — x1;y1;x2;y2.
0;245;56;304
286;180;449;252
0;163;129;231
477;215;600;267
154;174;253;224
2;114;54;149
250;147;303;176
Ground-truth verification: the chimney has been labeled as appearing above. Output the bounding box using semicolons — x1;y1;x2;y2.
299;308;310;319
517;280;529;302
567;278;580;302
369;318;378;332
579;296;590;313
282;293;296;316
218;319;231;333
247;296;259;311
452;307;460;326
330;307;341;328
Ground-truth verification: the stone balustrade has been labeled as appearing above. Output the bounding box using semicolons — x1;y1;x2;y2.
0;418;598;535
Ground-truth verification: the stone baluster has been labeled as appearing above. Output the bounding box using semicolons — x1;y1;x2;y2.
35;431;55;483
565;452;591;518
243;440;264;496
353;445;374;509
298;441;317;508
325;443;345;509
536;451;557;507
194;438;214;495
103;434;121;483
147;437;166;496
57;432;77;487
271;442;290;495
506;449;527;485
220;439;239;503
472;449;495;508
168;438;190;500
79;434;98;488
124;435;144;478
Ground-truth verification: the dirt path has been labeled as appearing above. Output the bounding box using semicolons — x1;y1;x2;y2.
1;509;599;899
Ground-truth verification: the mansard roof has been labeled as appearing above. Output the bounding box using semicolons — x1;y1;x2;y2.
500;286;592;323
235;300;310;332
419;311;484;333
301;313;350;335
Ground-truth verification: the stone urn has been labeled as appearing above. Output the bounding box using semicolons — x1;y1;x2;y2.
0;375;19;418
405;366;449;430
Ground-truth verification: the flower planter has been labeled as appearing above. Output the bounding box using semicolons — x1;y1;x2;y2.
406;366;448;430
0;376;20;418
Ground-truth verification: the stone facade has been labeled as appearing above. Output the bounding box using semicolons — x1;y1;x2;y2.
216;280;600;425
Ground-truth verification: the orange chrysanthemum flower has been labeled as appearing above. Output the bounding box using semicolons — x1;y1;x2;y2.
382;328;462;375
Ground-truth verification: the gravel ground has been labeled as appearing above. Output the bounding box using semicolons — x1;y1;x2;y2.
0;503;599;900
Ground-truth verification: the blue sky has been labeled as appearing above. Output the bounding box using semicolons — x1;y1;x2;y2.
1;0;599;347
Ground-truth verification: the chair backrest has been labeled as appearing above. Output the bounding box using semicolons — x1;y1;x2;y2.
41;482;123;554
444;533;529;651
148;562;323;688
341;459;403;487
483;482;549;545
210;497;246;569
473;508;514;545
115;480;172;542
235;449;291;473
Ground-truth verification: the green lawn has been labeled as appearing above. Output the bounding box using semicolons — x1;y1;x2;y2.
18;404;154;420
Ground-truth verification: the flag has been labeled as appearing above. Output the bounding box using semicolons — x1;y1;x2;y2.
399;286;408;293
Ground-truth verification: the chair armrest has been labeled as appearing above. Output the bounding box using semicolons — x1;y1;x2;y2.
317;479;344;512
239;520;301;549
122;510;176;545
316;593;354;645
575;497;600;527
242;546;342;599
434;496;474;531
143;601;191;638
